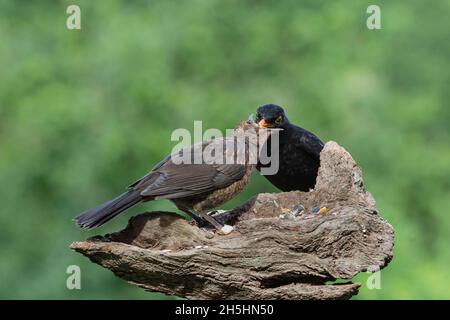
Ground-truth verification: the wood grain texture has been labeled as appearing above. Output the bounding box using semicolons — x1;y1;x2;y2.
71;141;394;299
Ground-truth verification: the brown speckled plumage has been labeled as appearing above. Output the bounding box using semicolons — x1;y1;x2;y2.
182;165;253;212
75;121;261;229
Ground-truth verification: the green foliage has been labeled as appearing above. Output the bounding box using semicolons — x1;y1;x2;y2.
0;0;448;299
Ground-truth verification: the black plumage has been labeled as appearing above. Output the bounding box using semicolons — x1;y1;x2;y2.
75;121;260;229
255;104;324;192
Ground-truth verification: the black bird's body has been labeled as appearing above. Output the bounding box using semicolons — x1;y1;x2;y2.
75;121;260;229
256;104;324;192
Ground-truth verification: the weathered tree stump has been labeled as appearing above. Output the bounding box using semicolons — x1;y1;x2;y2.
70;141;394;299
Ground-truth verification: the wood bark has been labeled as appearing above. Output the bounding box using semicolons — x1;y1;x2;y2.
71;141;394;299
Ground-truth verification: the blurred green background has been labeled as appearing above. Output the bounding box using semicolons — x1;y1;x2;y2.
0;0;449;299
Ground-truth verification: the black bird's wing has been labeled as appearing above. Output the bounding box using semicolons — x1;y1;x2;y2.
138;138;248;199
298;129;324;162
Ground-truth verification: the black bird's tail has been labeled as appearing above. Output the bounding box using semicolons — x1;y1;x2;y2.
74;190;142;229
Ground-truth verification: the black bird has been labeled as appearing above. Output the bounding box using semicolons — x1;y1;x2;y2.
74;120;263;230
255;104;324;192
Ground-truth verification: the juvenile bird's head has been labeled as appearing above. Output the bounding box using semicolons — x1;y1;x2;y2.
255;104;290;129
236;119;260;132
232;120;260;143
233;118;281;148
234;118;281;138
231;120;271;165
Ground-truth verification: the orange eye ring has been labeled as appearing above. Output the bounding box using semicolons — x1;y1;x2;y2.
275;116;282;125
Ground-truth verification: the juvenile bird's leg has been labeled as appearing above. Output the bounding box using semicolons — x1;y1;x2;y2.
178;207;223;230
176;205;209;228
199;213;224;231
208;209;242;226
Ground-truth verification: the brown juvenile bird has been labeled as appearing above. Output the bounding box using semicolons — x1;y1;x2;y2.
74;120;264;230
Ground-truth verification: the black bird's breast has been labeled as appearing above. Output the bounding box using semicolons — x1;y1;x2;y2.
257;125;323;192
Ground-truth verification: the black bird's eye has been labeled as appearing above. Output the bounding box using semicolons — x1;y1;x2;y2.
275;116;282;125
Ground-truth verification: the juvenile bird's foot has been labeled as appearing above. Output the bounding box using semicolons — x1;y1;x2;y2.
200;213;226;231
189;215;211;228
187;211;232;234
205;210;236;234
207;209;242;226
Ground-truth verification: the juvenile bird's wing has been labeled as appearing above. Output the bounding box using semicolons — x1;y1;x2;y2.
127;154;172;189
139;138;248;199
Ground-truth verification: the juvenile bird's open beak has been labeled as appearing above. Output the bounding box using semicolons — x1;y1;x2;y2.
258;118;270;128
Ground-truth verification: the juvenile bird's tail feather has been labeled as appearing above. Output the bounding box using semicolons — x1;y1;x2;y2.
74;190;142;229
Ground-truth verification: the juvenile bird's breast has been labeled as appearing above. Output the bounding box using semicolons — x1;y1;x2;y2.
192;165;253;212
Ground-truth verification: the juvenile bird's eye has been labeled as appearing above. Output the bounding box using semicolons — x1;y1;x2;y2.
275;116;282;125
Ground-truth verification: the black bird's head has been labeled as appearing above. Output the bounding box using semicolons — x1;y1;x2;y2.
255;104;290;129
